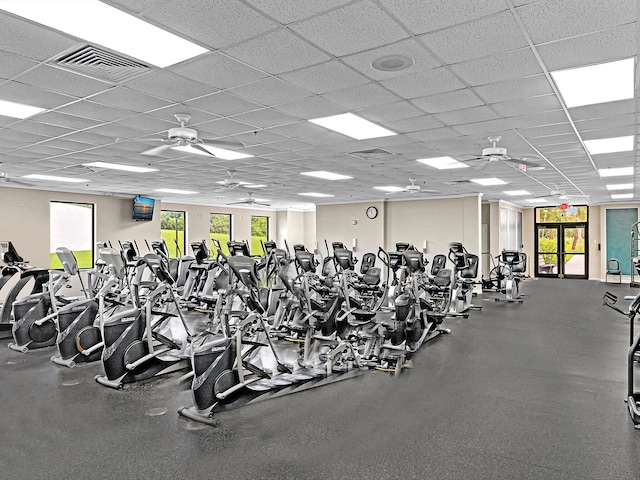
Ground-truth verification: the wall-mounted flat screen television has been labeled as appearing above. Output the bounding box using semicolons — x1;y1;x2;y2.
133;196;155;221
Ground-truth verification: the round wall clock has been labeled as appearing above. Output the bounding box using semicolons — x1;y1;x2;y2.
366;206;378;219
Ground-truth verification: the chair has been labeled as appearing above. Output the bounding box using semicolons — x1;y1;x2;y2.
606;258;621;284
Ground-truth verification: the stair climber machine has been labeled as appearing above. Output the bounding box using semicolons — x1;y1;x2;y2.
376;248;451;375
50;247;104;367
178;252;362;426
0;241;40;339
603;292;640;428
8;251;77;353
448;242;482;317
95;249;194;389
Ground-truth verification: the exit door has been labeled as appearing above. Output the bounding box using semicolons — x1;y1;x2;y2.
536;224;587;279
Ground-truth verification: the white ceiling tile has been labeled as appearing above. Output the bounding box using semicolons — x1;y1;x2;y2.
433;106;498;126
0;80;76;109
450;49;543;86
384;115;443;133
492;94;563;117
107;0;171;14
411;89;484;113
266;138;318;152
574;113;636;133
406;127;461;143
473;74;554;103
8;120;72;138
57;100;137;122
537;24;636;71
508;110;568;129
228;77;313;106
267;122;326;138
422;10;528;64
16;65;111;98
223;29;330;75
340;38;441;81
142;0;278;49
280;61;369;94
168;52;267;89
451;118;512;136
0;50;38;80
322;83;400;109
380;67;465;98
184;91;261;117
144;105;219;126
358;101;425;123
568;99;635;121
37;112;102;130
230;108;296;129
125;71;215;103
517;0;636;44
0;12;79;61
246;0;351;24
117;115;175;135
529;133;580;146
580;125;636;141
520;123;576;138
378;0;507;35
196;118;255;136
90;87;171;113
290;1;408;56
272;96;346;119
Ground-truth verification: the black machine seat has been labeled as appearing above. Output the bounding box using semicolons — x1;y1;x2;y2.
459;254;479;280
295;251;317;273
360;252;376;274
334;247;355;271
1;241;24;265
191;241;210;265
423;269;452;293
502;250;527;274
430;254;446;275
227;241;251;257
143;254;175;285
403;250;426;274
225;255;268;312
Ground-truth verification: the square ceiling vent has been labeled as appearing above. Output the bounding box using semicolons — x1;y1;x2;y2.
51;45;152;84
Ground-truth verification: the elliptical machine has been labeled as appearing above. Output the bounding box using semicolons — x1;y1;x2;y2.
0;241;36;339
95;249;193;389
50;247;104;368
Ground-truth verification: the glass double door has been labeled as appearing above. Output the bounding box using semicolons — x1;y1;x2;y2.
536;224;587;278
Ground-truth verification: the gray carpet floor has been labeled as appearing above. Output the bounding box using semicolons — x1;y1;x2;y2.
2;277;639;480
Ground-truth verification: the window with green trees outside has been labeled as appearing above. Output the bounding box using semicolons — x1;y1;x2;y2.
251;216;269;255
210;213;231;256
161;210;185;258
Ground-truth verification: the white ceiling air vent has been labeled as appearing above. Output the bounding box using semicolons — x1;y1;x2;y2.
349;148;393;158
51;45;152;84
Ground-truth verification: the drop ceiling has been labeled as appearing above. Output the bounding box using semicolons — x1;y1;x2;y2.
0;0;637;210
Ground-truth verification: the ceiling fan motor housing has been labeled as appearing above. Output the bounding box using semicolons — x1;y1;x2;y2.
406;184;420;192
168;126;198;141
482;146;507;156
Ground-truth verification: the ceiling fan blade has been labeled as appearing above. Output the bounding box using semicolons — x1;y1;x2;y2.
227;201;249;205
504;157;542;168
509;153;541;160
141;144;174;156
458;156;484;163
255;202;271;206
199;138;245;149
190;144;216;157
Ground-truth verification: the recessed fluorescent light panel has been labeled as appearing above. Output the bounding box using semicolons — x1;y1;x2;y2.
174;145;252;160
584;136;634;155
605;184;634;191
298;193;335;198
598;167;634;177
417;156;468;169
503;190;531;196
550;58;635;108
301;171;353;181
0;98;45;119
470;178;507;186
611;193;634;199
154;188;198;195
84;162;157;173
308;113;396;140
23;174;87;183
526;198;547;204
0;1;208;68
374;186;405;192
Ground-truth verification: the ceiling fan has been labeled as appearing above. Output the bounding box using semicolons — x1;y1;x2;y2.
214;170;268;191
462;136;544;170
139;113;244;157
540;186;590;201
227;192;271;207
386;179;439;195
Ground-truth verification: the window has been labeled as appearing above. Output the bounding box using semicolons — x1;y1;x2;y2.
50;201;94;269
210;213;232;256
161;210;185;258
251;216;269;255
536;206;588;223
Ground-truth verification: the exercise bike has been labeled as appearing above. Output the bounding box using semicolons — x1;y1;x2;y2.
448;242;482;317
493;250;528;303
